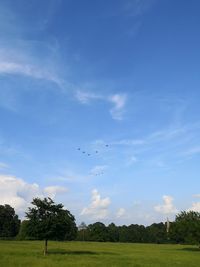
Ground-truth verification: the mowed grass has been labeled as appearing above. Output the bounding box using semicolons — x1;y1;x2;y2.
0;241;200;267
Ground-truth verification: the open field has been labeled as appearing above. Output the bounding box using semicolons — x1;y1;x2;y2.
0;241;200;267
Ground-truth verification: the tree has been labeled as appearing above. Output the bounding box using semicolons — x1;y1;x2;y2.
25;197;77;255
171;211;200;246
0;204;20;238
87;222;109;242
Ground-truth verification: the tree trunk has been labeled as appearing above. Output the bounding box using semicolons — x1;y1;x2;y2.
44;239;48;256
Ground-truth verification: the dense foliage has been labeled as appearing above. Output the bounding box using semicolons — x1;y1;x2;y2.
77;222;168;243
0;204;20;238
25;198;77;254
77;212;200;246
170;211;200;246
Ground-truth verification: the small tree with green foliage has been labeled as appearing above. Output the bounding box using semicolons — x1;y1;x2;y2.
25;197;77;255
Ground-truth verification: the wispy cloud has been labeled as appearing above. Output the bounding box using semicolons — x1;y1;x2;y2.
0;60;65;89
0;43;127;120
75;90;103;104
75;90;127;120
91;120;200;172
109;94;127;120
0;2;128;120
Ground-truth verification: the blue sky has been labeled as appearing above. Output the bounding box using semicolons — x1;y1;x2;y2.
1;0;200;225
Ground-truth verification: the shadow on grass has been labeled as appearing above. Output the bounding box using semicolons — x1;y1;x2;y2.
181;247;200;252
48;249;117;255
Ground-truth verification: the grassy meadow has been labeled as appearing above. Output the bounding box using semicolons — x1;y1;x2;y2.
0;241;200;267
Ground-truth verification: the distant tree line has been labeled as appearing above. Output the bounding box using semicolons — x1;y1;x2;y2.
76;211;200;246
1;201;200;248
76;222;169;243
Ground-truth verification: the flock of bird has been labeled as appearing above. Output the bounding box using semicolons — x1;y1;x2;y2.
77;144;109;176
77;144;109;157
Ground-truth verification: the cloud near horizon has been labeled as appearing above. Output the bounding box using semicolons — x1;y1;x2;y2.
0;174;68;217
187;201;200;212
81;189;111;220
154;195;178;215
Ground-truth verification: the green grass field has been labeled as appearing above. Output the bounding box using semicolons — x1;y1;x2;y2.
0;241;200;267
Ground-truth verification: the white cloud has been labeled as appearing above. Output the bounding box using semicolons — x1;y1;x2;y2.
109;94;127;120
116;208;126;218
154;195;178;214
81;189;111;220
44;186;68;199
0;174;42;215
0;174;67;217
188;202;200;212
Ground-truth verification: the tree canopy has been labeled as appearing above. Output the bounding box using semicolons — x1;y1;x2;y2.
0;204;20;238
170;211;200;246
25;197;77;255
